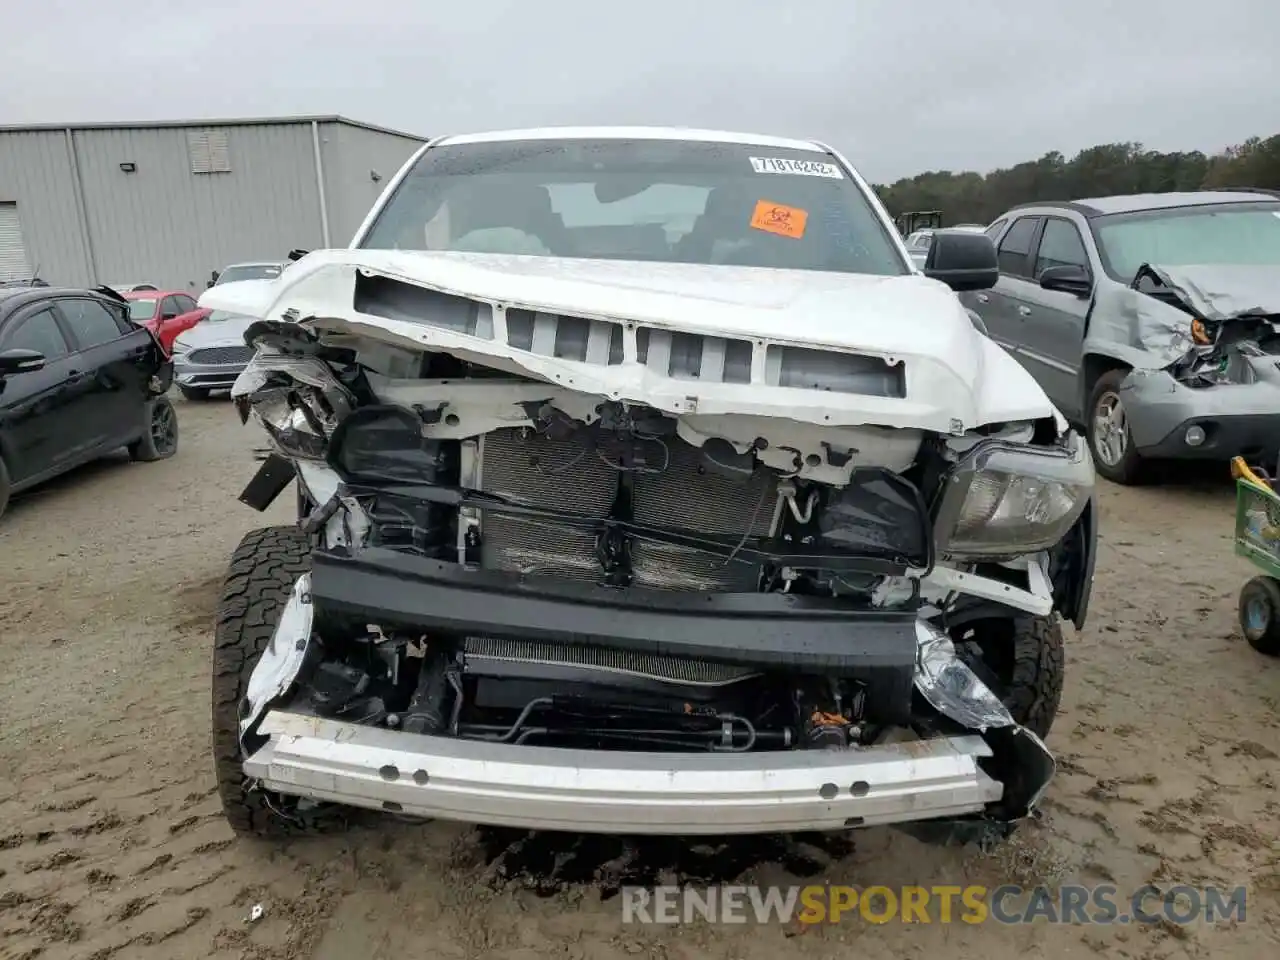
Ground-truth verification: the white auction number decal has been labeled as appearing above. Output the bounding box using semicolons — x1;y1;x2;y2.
749;157;844;179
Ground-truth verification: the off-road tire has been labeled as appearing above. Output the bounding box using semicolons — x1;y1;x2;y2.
180;386;210;401
128;395;179;462
956;615;1065;740
1086;369;1146;485
0;456;10;521
1239;575;1280;656
212;526;316;837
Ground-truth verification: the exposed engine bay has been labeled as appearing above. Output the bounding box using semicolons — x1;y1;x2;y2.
241;338;942;754
216;259;1098;835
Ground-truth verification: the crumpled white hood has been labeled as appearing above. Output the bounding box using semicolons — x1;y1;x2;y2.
200;248;1054;434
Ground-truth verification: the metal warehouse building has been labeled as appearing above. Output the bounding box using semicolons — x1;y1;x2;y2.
0;115;426;291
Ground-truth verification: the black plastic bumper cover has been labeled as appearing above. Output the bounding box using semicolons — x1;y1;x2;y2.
310;547;918;717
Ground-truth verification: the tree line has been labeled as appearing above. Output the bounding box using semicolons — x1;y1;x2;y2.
872;133;1280;227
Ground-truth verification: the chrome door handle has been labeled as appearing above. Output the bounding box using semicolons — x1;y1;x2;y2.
976;293;990;303
1017;305;1032;317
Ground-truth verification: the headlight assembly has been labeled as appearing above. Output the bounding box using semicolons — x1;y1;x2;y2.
249;386;332;461
934;432;1094;558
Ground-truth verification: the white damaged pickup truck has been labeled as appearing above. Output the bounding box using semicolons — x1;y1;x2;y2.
202;127;1097;842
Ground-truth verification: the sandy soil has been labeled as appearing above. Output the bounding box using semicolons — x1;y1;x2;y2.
1;397;1277;960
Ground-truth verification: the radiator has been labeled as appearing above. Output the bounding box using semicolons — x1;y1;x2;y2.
476;427;776;590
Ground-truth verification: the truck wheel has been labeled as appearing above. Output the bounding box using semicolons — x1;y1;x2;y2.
128;396;179;462
1239;576;1280;656
954;615;1065;739
212;526;318;836
1086;369;1145;485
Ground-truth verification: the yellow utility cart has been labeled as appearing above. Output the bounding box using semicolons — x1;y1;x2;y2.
1231;456;1280;656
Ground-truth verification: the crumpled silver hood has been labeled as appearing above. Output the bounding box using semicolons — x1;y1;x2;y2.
1090;262;1280;369
1142;263;1280;321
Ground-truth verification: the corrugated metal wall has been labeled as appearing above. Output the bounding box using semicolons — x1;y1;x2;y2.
0;203;34;280
0;120;426;292
0;130;94;283
71;124;324;291
318;121;425;245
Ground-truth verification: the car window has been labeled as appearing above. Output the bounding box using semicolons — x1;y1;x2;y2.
985;218;1008;240
217;264;283;284
102;300;131;330
159;296;181;318
128;298;157;321
360;138;909;277
58;298;126;349
3;308;71;359
1034;218;1090;277
997;217;1040;278
172;294;197;313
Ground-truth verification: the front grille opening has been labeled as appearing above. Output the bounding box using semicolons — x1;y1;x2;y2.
353;273;492;338
764;345;905;398
506;309;624;365
188;345;255;365
636;328;754;383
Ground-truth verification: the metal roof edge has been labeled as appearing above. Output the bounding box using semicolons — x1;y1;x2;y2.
0;114;426;140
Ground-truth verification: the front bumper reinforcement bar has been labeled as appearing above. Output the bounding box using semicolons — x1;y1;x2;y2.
245;711;1004;834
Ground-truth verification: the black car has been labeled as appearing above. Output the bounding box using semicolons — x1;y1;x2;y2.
0;286;178;519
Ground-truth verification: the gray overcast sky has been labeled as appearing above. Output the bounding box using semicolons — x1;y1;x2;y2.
4;0;1277;183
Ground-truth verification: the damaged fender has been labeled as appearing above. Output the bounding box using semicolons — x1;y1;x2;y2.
914;621;1055;818
1087;261;1280;372
240;574;313;741
1084;262;1280;370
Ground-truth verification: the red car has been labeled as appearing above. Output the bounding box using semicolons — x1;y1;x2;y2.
123;290;209;353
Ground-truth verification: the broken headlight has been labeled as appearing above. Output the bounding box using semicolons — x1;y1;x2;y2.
934;432;1094;558
249;386;331;461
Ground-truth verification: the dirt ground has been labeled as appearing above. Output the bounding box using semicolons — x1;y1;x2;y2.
1;397;1277;960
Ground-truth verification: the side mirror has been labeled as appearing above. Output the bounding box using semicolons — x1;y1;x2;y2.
287;249;309;262
161;311;179;321
922;229;998;292
1039;264;1093;297
0;348;46;376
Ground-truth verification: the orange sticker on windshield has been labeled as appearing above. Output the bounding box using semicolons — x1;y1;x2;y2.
750;200;808;239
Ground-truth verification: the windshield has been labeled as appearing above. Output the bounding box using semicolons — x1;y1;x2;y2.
358;139;907;276
1092;202;1280;281
128;299;156;320
217;264;282;284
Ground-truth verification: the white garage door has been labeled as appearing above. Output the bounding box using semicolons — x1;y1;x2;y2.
0;203;33;282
